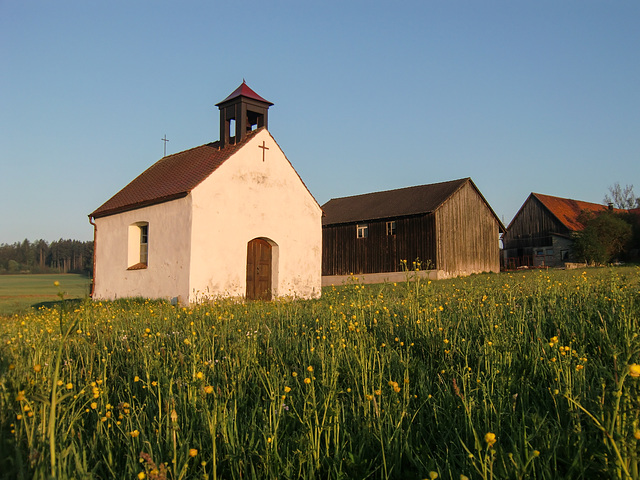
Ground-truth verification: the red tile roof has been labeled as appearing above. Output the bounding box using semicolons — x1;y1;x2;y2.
90;130;259;219
532;193;625;231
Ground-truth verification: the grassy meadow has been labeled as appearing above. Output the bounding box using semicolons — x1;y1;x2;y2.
1;267;639;479
0;274;91;316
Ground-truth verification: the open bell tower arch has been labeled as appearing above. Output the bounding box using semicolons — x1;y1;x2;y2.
216;81;273;148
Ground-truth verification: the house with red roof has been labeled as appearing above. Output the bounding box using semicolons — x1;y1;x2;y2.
89;82;322;302
502;193;626;268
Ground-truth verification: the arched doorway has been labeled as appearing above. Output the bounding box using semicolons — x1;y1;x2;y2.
246;238;273;300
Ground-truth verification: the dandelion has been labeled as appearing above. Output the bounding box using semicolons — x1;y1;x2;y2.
629;363;640;378
284;386;291;393
307;365;314;372
66;383;73;390
189;448;198;457
204;385;214;394
485;432;497;447
304;377;312;384
91;402;97;410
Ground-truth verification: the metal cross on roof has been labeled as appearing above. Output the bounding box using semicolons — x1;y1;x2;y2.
161;135;169;157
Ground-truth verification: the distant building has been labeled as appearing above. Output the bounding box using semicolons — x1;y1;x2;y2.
321;178;504;283
89;82;322;302
502;193;625;268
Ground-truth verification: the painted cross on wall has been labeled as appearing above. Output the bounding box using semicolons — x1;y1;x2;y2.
259;141;269;161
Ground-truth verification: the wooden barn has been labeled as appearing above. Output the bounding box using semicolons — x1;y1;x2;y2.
502;193;623;268
321;178;504;283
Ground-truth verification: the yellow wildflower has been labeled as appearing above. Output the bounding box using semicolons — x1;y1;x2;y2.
629;363;640;378
485;432;496;447
189;448;198;457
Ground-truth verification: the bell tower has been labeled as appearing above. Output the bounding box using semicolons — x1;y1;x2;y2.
216;81;273;148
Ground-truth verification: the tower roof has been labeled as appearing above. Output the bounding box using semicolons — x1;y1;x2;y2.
216;81;273;106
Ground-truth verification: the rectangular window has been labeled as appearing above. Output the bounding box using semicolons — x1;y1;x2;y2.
386;221;396;236
356;224;368;239
140;224;149;265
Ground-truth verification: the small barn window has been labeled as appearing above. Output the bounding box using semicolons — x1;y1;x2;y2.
386;221;396;236
357;224;368;239
128;222;149;269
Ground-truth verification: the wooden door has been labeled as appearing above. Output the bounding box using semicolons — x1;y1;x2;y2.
246;238;272;300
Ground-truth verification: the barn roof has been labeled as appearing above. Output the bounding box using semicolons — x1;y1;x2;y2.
530;193;624;232
322;178;503;229
90;130;259;219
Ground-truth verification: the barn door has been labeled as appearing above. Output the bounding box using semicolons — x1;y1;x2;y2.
246;238;272;300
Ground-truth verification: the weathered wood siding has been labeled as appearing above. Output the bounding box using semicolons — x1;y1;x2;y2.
435;182;500;274
322;214;437;275
502;196;569;251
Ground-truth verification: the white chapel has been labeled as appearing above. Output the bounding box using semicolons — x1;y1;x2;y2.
89;82;322;302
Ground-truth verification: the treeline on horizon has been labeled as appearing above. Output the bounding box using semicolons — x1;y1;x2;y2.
0;239;93;275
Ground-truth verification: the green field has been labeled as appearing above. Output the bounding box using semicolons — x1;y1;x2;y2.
1;267;639;479
0;274;91;316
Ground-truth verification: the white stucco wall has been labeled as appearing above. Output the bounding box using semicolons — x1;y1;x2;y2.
188;129;322;301
92;197;192;301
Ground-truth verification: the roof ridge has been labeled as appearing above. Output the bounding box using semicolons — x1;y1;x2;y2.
328;177;469;202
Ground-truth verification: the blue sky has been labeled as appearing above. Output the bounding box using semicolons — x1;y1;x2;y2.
1;0;639;244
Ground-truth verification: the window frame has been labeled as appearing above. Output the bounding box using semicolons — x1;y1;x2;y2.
356;224;369;239
127;222;149;270
386;220;397;236
139;224;149;265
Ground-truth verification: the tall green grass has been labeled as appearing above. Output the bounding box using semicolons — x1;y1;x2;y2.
0;267;639;479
